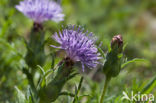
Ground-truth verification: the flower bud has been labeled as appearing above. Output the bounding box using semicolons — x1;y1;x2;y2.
103;35;123;78
111;35;123;53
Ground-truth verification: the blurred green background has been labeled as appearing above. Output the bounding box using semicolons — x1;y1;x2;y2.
0;0;156;103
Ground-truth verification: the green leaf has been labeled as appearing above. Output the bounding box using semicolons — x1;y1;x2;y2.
59;91;75;97
103;95;116;102
107;43;111;52
15;86;26;103
0;9;14;37
141;75;156;94
78;94;91;101
123;42;128;51
67;72;79;81
26;86;34;103
118;53;123;58
44;69;54;78
121;58;148;69
98;47;105;59
74;85;78;96
37;65;45;75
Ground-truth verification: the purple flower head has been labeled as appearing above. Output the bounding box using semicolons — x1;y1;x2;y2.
51;25;101;71
16;0;64;23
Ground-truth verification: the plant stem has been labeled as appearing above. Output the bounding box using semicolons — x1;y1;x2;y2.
73;76;84;103
39;58;75;103
100;76;111;103
23;68;37;95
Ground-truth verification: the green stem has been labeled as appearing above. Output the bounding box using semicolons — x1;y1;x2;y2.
72;76;84;103
39;58;75;103
23;68;37;95
100;76;111;103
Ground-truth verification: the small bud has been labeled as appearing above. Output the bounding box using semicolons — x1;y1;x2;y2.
103;35;123;78
111;35;123;53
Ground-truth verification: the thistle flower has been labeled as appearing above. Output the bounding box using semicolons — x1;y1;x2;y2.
16;0;64;23
51;25;100;71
